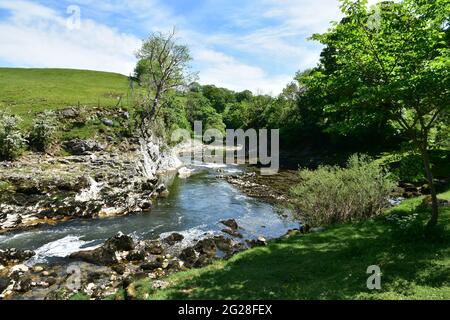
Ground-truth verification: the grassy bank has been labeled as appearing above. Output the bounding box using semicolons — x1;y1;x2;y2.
117;188;450;300
0;68;130;126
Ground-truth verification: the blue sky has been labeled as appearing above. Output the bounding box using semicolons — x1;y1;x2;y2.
0;0;378;94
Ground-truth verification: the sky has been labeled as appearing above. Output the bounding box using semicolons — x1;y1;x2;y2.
0;0;383;94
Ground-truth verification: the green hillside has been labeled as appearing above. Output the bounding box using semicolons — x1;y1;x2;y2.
0;68;131;124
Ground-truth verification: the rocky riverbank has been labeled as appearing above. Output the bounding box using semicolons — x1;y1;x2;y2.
0;217;292;300
223;168;450;207
222;170;300;205
0;136;184;234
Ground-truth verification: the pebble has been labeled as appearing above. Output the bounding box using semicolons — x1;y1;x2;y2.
33;266;44;273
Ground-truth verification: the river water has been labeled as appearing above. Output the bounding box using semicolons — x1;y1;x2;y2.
0;162;298;264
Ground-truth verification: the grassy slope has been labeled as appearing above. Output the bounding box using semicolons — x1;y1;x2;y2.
121;188;450;300
0;68;130;126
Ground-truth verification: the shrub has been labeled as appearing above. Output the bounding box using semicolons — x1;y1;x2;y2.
379;152;426;183
291;154;396;227
0;110;27;160
28;111;58;152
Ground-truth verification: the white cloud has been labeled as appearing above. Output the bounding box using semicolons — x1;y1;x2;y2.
0;0;141;75
183;0;344;88
261;0;342;33
194;48;291;95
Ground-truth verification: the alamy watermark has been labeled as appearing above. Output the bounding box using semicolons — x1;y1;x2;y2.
367;265;382;290
172;121;280;175
66;5;81;30
66;264;81;291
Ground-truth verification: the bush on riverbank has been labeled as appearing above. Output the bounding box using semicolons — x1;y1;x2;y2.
0;110;27;160
28;111;58;152
291;154;396;227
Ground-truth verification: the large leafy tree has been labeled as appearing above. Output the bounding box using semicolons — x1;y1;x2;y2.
135;29;195;136
311;0;450;226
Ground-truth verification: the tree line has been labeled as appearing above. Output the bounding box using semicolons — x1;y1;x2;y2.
128;0;450;226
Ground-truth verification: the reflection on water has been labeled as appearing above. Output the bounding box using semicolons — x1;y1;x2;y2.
0;164;298;263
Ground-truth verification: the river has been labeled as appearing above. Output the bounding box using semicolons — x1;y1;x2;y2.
0;162;298;265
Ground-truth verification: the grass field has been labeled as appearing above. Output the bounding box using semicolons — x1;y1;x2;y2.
114;187;450;300
0;68;131;126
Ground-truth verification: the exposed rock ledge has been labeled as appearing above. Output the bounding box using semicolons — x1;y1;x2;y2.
0;137;183;234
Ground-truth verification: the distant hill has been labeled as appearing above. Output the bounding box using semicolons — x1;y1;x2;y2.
0;68;132;123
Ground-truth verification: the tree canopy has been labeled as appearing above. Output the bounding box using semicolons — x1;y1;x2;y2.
299;0;450;225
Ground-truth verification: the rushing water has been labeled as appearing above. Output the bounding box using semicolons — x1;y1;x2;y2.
0;163;298;264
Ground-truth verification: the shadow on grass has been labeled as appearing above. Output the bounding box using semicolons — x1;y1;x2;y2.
155;207;449;300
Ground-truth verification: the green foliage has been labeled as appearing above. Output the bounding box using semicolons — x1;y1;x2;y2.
382;152;426;183
160;97;191;133
434;118;450;149
133;59;148;81
223;102;250;129
185;92;226;134
235;90;253;103
291;154;396;226
0;68;133;143
0;181;12;192
378;149;450;183
119;115;137;139
28;110;58;152
311;0;450;147
201;85;236;113
135;30;194;123
0;110;27;160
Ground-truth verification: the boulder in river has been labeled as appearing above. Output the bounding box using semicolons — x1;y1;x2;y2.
104;232;135;252
220;219;239;230
213;236;234;253
70;232;134;266
163;233;184;245
246;236;267;248
222;228;243;238
194;238;217;258
15;277;32;293
70;247;116;266
144;240;164;255
179;247;197;267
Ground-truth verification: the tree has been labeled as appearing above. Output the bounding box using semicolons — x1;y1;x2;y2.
202;85;236;113
311;0;450;226
185;92;226;133
236;90;253;103
223;101;250;129
246;94;276;129
135;28;195;136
